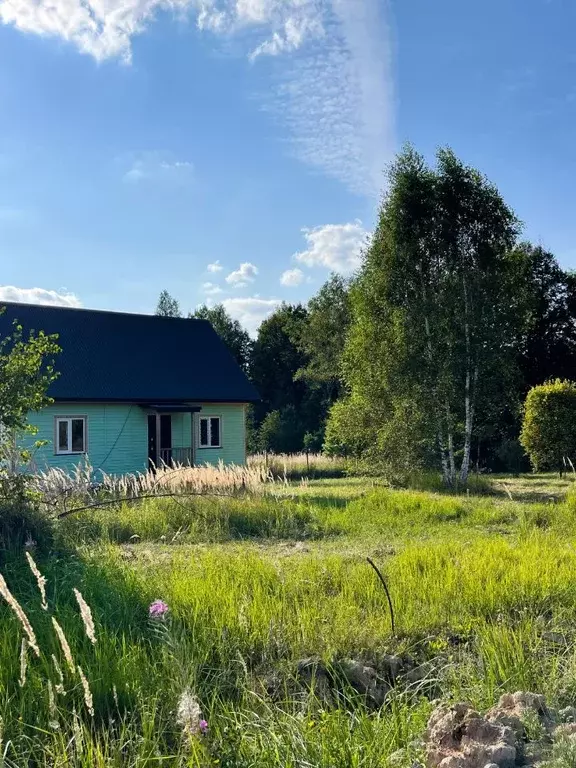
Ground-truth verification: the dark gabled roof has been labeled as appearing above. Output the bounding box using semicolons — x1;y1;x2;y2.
0;302;260;403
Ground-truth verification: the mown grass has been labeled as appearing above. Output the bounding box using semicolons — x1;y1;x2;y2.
0;472;575;765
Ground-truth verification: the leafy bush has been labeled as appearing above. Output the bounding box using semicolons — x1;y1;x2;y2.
520;380;576;472
0;500;54;552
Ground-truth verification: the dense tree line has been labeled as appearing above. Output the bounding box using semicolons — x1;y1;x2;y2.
155;146;576;477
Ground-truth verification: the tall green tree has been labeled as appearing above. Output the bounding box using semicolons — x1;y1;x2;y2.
155;290;181;318
251;303;309;423
516;243;576;390
190;304;252;373
296;274;351;404
337;146;522;485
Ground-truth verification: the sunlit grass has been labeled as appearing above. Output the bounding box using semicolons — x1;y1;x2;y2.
0;472;575;764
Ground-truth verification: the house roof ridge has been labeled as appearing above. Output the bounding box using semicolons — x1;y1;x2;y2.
0;301;208;324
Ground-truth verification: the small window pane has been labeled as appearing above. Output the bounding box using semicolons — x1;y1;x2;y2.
200;418;208;447
210;418;220;447
71;419;85;452
58;421;68;452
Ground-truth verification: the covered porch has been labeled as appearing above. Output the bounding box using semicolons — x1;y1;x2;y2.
142;404;200;468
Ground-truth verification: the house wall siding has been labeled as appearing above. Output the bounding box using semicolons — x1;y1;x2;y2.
194;404;246;466
22;402;246;475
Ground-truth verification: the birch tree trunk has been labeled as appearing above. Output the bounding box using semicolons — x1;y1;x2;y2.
423;309;451;483
459;273;472;485
445;401;456;486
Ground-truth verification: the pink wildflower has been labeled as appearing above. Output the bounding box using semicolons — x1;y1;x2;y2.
148;600;169;619
199;719;208;735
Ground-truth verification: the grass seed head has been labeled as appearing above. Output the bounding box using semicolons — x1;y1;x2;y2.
25;552;48;611
0;573;40;657
73;588;96;644
52;618;76;675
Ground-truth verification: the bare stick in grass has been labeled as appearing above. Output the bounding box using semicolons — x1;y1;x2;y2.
366;557;395;636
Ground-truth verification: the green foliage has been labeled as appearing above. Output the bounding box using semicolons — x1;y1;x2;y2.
154;289;181;317
0;315;60;518
258;406;303;453
191;303;253;373
341;145;523;485
0;318;60;432
516;244;576;391
324;396;377;458
296;273;351;403
251;303;309;423
521;379;576;471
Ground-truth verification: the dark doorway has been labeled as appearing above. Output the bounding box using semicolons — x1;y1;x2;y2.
160;414;172;464
148;414;158;469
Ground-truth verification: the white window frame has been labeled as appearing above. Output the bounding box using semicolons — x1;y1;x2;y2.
55;416;87;455
198;415;222;449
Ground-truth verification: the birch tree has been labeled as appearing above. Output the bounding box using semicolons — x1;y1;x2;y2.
337;146;521;485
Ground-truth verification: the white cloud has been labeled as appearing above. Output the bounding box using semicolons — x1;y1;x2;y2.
249;11;324;60
0;1;394;195
280;268;304;287
264;0;395;195
222;296;280;335
207;260;224;273
0;286;82;308
294;221;367;274
123;152;194;184
202;282;223;295
0;0;394;195
225;262;258;287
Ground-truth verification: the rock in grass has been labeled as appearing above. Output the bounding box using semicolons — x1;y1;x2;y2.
486;691;556;738
425;702;517;768
559;707;576;724
380;654;405;683
334;659;389;707
542;631;567;646
295;658;333;704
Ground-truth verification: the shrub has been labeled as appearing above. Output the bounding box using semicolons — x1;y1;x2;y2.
520;380;576;472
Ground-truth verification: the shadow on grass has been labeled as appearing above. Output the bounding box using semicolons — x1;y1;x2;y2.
58;494;344;545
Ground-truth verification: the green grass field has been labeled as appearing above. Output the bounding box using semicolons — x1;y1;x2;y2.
1;472;576;766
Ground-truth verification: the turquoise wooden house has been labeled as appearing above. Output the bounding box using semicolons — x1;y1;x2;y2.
0;303;259;475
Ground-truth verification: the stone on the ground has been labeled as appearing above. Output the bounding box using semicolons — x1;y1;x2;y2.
381;654;405;682
487;691;555;738
295;657;333;702
425;702;517;768
554;723;576;741
541;631;567;646
335;659;389;707
559;707;576;724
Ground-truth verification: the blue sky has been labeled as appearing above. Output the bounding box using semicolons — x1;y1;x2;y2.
0;0;574;333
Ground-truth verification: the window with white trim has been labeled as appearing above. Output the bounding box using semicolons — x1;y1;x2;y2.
55;417;86;454
199;416;221;448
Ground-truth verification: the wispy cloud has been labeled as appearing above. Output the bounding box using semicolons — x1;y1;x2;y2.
0;286;82;307
294;221;367;274
202;282;223;295
225;262;258;287
207;260;224;273
123;152;194;185
222;296;280;335
0;0;395;196
264;0;395;195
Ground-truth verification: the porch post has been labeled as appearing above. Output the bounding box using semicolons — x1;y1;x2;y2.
156;414;161;466
191;412;196;467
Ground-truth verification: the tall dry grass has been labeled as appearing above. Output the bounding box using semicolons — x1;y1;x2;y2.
32;458;276;513
248;452;348;478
